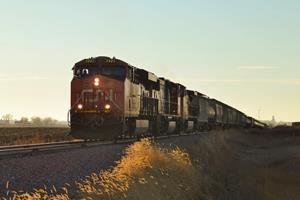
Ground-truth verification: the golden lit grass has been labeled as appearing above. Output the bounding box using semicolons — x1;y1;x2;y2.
75;138;202;200
3;189;70;200
3;182;70;200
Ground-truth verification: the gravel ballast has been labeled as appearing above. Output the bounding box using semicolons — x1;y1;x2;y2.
0;143;128;195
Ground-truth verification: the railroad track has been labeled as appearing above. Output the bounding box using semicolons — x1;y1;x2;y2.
0;132;204;159
0;140;129;160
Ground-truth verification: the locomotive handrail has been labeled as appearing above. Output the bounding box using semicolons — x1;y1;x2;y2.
105;92;122;112
71;91;84;109
67;109;71;126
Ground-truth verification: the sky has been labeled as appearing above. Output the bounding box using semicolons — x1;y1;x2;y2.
0;0;299;122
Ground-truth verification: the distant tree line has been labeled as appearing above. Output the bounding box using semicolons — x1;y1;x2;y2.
19;116;59;125
1;114;13;121
1;114;60;126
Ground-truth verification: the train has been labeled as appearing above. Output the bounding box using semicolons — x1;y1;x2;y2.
69;56;267;140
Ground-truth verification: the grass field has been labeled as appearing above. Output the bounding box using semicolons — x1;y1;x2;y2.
2;128;300;200
0;127;71;146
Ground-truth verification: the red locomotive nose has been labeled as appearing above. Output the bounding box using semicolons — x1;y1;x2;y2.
71;73;124;113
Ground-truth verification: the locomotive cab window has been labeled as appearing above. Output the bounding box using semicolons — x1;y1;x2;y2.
74;65;126;80
101;66;125;79
75;68;89;77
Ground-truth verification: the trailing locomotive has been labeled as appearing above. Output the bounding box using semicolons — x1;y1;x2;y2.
69;56;266;140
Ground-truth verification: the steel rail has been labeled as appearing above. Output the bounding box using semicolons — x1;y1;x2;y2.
0;140;126;160
0;140;85;150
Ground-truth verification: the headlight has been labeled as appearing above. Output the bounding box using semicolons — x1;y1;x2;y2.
104;104;111;110
77;104;83;109
94;78;100;86
104;104;111;112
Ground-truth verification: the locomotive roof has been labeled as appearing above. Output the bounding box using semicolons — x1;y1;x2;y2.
74;56;188;88
211;98;241;112
73;56;130;69
186;90;209;98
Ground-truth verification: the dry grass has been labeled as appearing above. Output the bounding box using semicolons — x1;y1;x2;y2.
2;130;300;200
75;138;202;200
176;131;234;199
3;184;70;200
0;128;72;146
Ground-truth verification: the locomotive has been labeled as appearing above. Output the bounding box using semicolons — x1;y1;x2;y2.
69;56;266;140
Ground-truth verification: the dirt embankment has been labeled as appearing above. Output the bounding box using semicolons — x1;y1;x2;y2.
223;129;300;200
165;128;300;200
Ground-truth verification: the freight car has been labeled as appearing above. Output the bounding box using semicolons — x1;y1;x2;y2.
69;56;265;140
246;117;268;129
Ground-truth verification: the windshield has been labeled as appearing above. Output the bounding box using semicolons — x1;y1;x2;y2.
74;65;126;80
